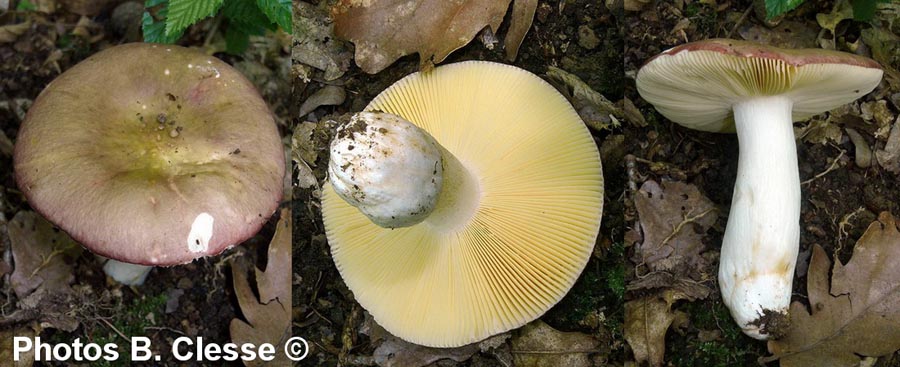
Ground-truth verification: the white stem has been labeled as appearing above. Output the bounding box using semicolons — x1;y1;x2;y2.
719;96;800;340
103;259;153;286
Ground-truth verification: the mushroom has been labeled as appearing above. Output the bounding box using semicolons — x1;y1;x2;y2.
635;39;883;339
14;43;284;285
322;61;604;347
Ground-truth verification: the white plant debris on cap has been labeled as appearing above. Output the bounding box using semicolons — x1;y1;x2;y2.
322;61;604;348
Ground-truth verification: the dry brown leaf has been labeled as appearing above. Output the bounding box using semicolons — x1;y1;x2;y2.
764;212;900;366
547;66;623;131
632;180;716;277
332;0;512;73
373;335;478;367
504;0;537;61
292;122;319;189
0;21;31;44
510;320;601;367
295;1;352;81
230;208;292;367
815;0;853;37
297;85;346;118
738;20;818;49
359;314;479;367
861;26;900;87
59;0;115;15
624;294;675;367
0;326;38;366
799;118;843;146
9;211;80;300
876;117;900;174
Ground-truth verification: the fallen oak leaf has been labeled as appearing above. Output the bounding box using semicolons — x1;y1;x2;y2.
763;212;900;366
332;0;512;73
7;211;82;332
230;208;292;367
632;180;716;278
510;320;602;367
624;290;693;367
9;211;81;300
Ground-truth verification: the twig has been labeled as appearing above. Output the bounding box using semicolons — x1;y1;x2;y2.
660;208;716;247
801;150;845;185
835;206;865;254
99;317;132;344
203;15;223;49
726;5;753;38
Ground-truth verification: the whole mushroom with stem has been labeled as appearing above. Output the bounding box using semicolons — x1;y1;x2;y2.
636;39;883;339
14;43;285;285
323;61;604;347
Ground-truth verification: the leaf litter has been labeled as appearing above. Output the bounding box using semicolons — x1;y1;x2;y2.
624;180;718;366
765;212;900;366
331;0;537;73
230;208;292;367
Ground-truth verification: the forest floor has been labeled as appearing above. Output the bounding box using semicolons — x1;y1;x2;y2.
293;0;625;366
0;2;291;365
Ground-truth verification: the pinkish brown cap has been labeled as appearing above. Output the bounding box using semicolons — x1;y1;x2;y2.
14;43;284;266
636;39;883;132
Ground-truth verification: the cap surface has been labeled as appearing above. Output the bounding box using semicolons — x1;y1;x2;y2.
14;43;284;266
636;39;883;132
322;61;604;347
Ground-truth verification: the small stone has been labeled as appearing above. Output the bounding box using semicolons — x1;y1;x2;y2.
169;129;179;138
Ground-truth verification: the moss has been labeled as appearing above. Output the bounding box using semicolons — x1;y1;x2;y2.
603;243;626;302
87;293;168;367
668;300;765;366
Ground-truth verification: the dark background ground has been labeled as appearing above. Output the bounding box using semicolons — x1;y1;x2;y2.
625;0;900;365
293;0;625;365
0;2;291;365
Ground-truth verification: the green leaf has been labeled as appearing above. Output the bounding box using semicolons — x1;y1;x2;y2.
255;0;291;34
765;0;805;19
142;11;181;43
16;0;36;11
145;0;167;7
225;25;250;55
224;0;275;31
850;0;889;21
165;0;224;37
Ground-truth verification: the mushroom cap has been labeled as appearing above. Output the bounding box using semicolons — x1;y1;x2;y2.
14;43;284;266
636;39;883;132
321;61;604;347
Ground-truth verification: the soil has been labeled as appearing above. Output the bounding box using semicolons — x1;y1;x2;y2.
625;0;900;365
294;0;625;365
0;5;291;367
